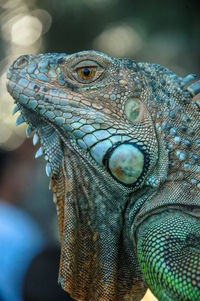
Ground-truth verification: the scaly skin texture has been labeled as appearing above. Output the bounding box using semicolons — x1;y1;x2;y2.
6;51;200;301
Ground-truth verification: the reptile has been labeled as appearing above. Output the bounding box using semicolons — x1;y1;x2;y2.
6;50;200;301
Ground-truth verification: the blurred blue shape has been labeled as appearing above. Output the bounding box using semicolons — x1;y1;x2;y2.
0;201;45;301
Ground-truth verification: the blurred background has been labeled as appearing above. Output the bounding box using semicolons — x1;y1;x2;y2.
0;0;199;300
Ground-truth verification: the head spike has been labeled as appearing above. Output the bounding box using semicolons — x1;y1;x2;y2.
16;114;25;126
181;74;196;86
187;81;200;96
26;125;33;137
35;147;43;158
33;133;39;145
45;163;51;177
12;105;19;115
53;193;57;203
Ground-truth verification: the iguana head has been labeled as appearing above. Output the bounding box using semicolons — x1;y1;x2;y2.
6;50;165;192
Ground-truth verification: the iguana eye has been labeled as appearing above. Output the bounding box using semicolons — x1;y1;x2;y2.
71;60;104;83
78;67;97;80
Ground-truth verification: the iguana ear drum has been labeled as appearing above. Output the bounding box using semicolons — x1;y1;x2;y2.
104;142;149;186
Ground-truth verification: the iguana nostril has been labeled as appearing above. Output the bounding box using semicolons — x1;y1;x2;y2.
13;55;29;69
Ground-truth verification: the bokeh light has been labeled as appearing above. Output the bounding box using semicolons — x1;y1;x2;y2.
0;0;52;150
11;15;42;46
93;23;143;56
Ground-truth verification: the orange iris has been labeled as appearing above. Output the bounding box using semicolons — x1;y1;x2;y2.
78;67;96;80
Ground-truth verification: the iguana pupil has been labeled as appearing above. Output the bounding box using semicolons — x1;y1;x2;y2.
82;67;90;76
78;66;96;80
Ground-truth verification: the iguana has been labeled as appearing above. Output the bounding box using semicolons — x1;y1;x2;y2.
6;50;200;301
